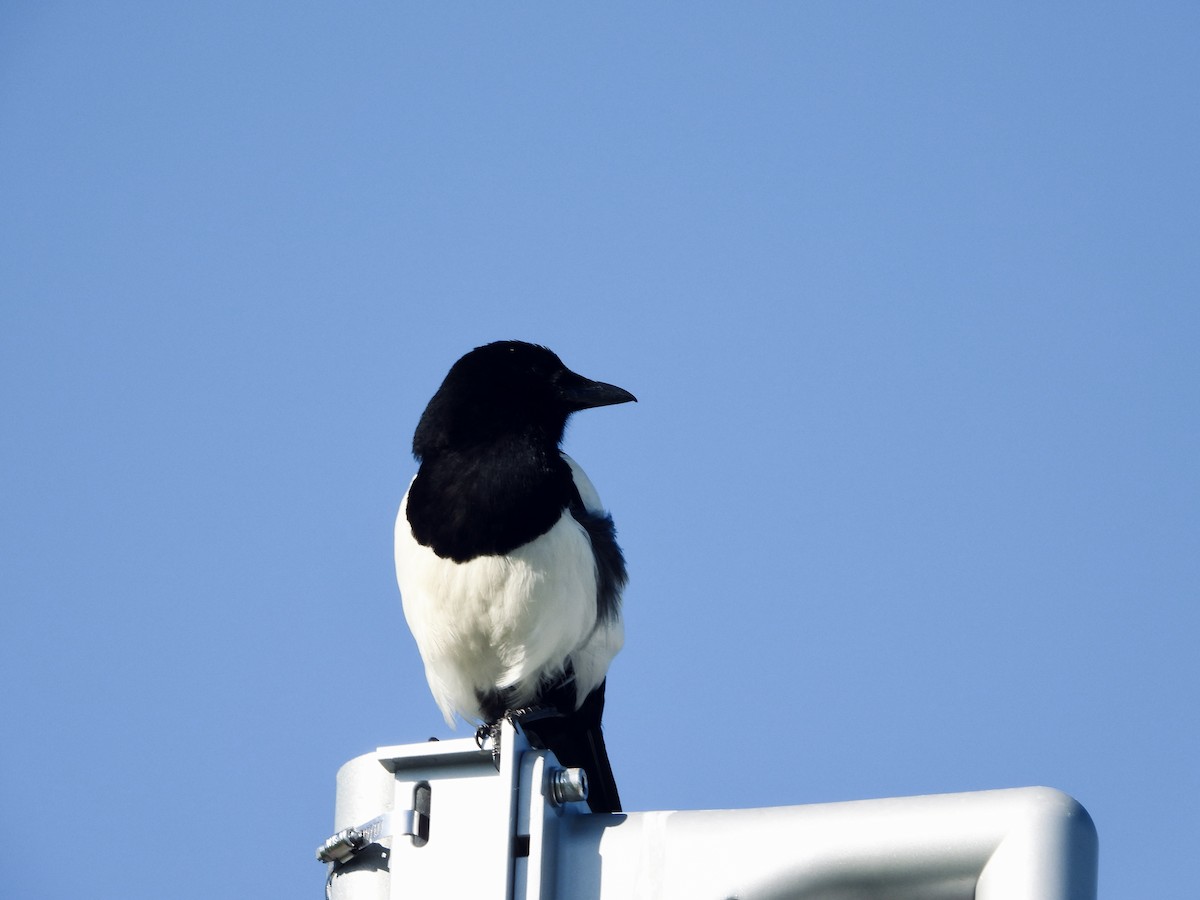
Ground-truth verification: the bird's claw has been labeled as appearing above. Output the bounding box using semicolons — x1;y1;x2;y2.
504;705;543;725
476;720;503;768
476;707;554;768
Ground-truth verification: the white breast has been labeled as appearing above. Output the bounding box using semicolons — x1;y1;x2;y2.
395;454;623;726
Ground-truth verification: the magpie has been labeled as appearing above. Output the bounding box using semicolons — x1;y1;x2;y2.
394;340;635;813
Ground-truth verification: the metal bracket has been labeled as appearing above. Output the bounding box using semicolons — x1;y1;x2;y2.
315;809;420;864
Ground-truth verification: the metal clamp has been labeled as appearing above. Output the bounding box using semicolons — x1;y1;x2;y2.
316;809;418;864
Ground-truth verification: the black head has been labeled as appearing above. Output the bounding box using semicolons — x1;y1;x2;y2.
412;341;636;459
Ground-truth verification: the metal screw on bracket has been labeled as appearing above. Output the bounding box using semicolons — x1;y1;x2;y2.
316;827;367;864
550;767;589;806
315;811;409;864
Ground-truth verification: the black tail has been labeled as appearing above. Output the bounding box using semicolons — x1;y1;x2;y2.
519;681;622;813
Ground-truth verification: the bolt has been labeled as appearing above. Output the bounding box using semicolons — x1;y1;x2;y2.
550;767;589;806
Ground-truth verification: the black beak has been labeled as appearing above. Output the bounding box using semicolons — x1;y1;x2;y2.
559;370;638;411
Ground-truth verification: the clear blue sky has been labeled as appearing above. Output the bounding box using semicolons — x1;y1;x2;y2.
2;4;1196;897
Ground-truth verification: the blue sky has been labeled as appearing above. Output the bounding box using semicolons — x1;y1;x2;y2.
2;4;1196;897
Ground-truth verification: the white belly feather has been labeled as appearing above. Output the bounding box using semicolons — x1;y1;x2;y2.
394;456;623;726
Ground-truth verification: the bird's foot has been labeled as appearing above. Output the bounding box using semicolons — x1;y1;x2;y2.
475;720;503;768
476;707;566;767
502;705;568;751
504;705;544;725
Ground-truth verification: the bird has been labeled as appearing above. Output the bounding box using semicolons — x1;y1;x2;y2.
394;340;635;813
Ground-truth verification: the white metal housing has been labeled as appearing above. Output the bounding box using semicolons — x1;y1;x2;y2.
319;722;1097;900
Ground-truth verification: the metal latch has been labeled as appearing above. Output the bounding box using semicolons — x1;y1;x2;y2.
315;809;419;864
